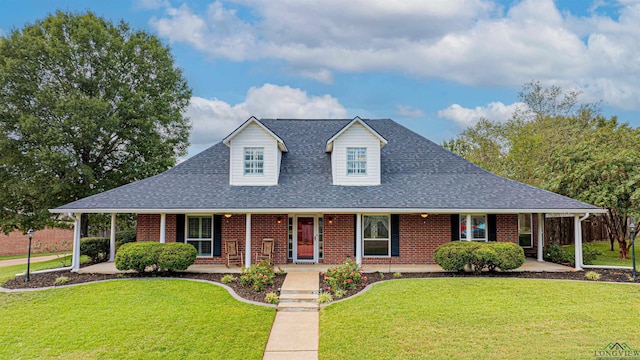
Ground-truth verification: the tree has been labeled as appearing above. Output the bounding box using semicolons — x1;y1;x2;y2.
0;11;191;235
539;119;640;258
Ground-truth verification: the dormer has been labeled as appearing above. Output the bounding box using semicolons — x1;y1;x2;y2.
223;117;287;186
326;117;387;186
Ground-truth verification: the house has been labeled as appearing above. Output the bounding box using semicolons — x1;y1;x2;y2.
51;117;605;270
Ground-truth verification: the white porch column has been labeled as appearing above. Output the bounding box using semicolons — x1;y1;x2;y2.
537;213;544;262
72;213;82;271
574;214;582;270
159;213;167;244
355;213;362;265
109;213;116;262
245;214;252;267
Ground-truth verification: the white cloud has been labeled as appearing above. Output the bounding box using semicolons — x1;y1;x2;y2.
149;0;640;111
134;0;170;10
437;102;524;127
396;105;425;118
185;83;347;148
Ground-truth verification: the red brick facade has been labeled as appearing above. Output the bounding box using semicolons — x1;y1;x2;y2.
135;213;536;265
0;228;73;256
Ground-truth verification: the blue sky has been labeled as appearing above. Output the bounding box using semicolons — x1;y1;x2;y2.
2;0;639;158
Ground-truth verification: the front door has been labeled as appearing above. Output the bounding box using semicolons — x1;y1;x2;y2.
296;217;315;261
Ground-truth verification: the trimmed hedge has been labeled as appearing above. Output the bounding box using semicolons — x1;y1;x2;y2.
434;241;525;273
115;242;197;273
115;230;137;246
80;237;110;263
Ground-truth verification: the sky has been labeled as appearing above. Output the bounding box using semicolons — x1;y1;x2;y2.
1;0;639;158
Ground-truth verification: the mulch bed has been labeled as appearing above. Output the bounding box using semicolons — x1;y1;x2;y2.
2;270;285;304
322;268;638;300
3;267;636;305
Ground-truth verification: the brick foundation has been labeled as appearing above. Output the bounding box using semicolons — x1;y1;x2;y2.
134;213;536;265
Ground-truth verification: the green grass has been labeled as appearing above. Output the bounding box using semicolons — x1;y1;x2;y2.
320;278;640;359
563;241;639;266
0;279;275;359
0;255;89;284
0;251;70;261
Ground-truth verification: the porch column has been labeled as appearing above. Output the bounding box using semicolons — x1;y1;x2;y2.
109;213;116;262
159;213;166;244
72;213;82;271
355;213;362;265
537;213;544;262
574;214;582;270
245;213;252;266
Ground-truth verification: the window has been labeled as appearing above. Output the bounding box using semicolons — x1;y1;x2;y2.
288;217;293;259
318;216;324;259
459;214;487;241
186;216;213;256
363;215;390;256
244;147;264;175
347;147;367;175
518;213;533;248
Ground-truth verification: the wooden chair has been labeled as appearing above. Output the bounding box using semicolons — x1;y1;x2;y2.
255;238;274;264
226;240;243;268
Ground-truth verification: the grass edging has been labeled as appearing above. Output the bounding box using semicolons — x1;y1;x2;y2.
320;275;640;308
0;277;277;308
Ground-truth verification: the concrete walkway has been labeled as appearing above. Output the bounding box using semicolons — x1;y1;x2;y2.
264;271;320;360
0;254;67;268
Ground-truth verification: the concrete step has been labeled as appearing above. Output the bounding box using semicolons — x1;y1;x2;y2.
277;302;319;312
279;293;319;302
280;289;319;295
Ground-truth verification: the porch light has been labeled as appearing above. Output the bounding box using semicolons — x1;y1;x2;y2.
224;214;232;218
630;219;636;280
421;213;429;218
328;216;334;225
26;229;34;283
276;216;282;224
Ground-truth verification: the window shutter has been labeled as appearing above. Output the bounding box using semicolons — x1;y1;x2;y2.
451;214;460;241
353;214;357;257
391;214;400;256
488;214;497;241
213;215;222;256
176;214;185;243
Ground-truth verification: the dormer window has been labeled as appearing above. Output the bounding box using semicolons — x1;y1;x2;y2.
347;147;367;175
244;147;264;175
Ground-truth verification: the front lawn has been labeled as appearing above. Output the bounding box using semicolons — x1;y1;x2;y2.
564;241;639;267
0;255;89;284
0;251;70;261
320;278;640;359
0;280;275;359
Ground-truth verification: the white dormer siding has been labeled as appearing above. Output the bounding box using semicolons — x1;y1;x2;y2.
227;122;283;186
330;122;383;186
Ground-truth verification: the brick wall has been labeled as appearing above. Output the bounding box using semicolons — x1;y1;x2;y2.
323;214;356;264
496;214;519;243
0;228;73;256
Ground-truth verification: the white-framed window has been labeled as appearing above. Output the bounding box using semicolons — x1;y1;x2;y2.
244;147;264;175
518;213;533;248
459;214;487;241
186;215;213;257
363;215;390;256
347;147;367;175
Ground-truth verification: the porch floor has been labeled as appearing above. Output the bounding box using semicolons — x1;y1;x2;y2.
77;258;572;274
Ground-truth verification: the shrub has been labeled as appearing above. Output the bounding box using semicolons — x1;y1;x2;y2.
544;243;571;264
318;292;333;304
54;276;70;285
434;241;526;273
80;237;110;263
585;271;601;281
492;242;526;271
265;292;279;305
221;274;236;284
582;244;603;265
433;241;481;271
157;243;197;271
116;231;137;246
115;242;197;273
240;260;275;292
393;272;402;278
323;259;364;293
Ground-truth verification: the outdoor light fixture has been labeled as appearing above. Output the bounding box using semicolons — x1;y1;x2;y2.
26;228;34;283
224;214;232;218
420;213;429;218
328;216;334;225
276;216;282;224
630;219;636;280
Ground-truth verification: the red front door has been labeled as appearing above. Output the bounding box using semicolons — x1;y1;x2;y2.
297;217;314;260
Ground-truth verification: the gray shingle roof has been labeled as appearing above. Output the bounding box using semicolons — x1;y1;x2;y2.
52;119;601;213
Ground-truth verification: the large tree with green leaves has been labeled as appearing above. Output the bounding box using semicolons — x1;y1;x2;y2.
0;11;191;235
